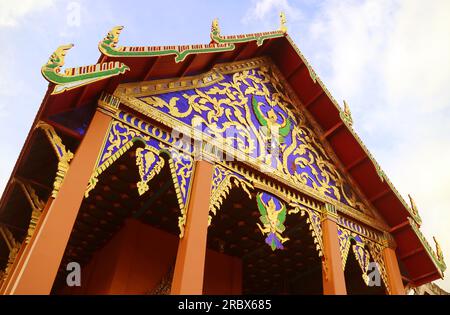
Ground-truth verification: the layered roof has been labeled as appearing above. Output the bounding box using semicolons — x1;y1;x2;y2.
1;14;445;286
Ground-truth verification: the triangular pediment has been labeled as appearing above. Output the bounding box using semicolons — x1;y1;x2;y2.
113;57;378;219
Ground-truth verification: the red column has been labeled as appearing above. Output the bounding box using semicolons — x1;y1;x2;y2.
171;160;214;295
383;246;405;295
321;204;347;295
5;110;112;295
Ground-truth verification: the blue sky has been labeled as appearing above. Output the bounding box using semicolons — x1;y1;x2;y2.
1;0;449;291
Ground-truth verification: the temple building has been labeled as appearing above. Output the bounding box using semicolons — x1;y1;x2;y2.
0;15;446;295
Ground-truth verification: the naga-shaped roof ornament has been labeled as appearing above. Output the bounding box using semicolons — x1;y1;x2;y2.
41;44;129;95
408;194;421;222
433;236;444;263
340;100;353;126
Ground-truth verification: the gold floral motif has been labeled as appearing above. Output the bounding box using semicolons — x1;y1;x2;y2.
136;146;165;195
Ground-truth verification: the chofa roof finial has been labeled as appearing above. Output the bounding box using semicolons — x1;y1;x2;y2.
279;12;287;33
211;18;220;36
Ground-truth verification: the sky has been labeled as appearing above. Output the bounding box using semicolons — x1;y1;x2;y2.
0;0;449;291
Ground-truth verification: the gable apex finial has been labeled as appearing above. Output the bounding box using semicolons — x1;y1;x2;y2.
279;12;287;33
211;18;220;36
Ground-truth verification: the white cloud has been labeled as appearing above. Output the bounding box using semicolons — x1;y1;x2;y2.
299;0;450;290
242;0;302;24
0;0;55;27
383;0;450;112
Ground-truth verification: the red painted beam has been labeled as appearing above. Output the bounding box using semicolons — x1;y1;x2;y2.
390;220;410;234
143;57;160;82
412;271;441;284
321;121;344;140
178;55;196;77
369;188;391;203
287;62;305;80
304;89;324;109
400;247;425;260
345;155;368;172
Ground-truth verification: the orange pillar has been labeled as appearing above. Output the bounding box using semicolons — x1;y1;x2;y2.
171;160;214;295
321;204;347;295
1;198;53;294
6;110;112;295
382;245;405;295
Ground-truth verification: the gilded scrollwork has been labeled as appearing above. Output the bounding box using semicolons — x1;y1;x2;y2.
36;122;74;198
85;119;195;238
209;165;254;226
162;147;194;238
337;225;390;292
288;202;323;257
116;57;369;214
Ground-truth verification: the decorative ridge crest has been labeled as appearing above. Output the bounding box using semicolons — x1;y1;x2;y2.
408;217;446;276
210;17;285;47
41;44;129;95
98;17;286;63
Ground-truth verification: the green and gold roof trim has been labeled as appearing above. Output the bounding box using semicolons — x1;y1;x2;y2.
408;217;446;276
98;14;287;63
41;44;129;95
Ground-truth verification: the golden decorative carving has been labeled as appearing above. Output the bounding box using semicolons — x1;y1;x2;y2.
279;12;287;34
16;180;45;244
434;236;444;263
408;217;446;275
108;107;389;240
209;165;253;226
136;146;165;195
115;56;369;215
337;225;391;292
408;194;421;221
341;100;353;126
0;226;21;281
288;202;323;257
36;122;74;198
163;148;194;239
